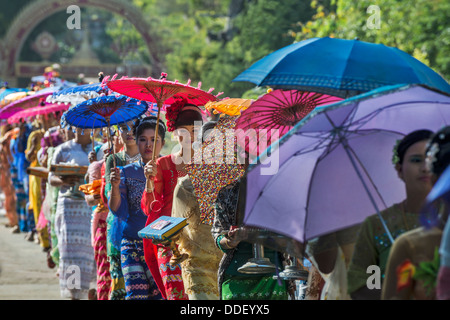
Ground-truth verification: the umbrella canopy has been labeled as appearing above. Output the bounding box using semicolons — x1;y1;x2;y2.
106;74;220;107
47;82;107;105
185;116;246;225
61;94;149;167
0;88;29;106
107;72;220;160
243;84;450;246
8;102;69;124
235;89;342;156
61;94;149;130
205;98;253;116
1;90;33;107
233;37;450;98
47;72;112;106
0;91;55;119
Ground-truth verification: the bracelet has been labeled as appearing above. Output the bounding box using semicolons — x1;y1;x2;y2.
217;234;233;252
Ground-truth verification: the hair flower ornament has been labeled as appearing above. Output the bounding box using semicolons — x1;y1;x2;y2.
391;139;402;165
165;98;187;132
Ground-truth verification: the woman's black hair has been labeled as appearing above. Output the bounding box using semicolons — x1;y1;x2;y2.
174;105;204;128
396;129;434;165
426;126;450;177
133;116;166;141
200;121;218;142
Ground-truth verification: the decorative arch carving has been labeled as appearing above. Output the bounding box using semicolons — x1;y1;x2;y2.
1;0;162;85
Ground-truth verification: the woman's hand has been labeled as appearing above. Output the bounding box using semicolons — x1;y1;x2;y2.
110;167;121;188
221;227;248;249
144;160;158;180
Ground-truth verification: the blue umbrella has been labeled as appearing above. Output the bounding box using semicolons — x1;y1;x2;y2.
48;73;117;105
233;37;450;98
243;84;450;250
61;94;149;165
48;83;108;105
61;94;148;131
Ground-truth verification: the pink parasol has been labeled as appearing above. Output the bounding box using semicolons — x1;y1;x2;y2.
7;101;69;124
106;72;221;160
0;90;56;120
235;89;342;157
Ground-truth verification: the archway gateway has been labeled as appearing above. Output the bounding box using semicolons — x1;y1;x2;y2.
1;0;163;86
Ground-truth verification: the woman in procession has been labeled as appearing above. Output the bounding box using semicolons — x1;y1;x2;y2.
108;117;166;300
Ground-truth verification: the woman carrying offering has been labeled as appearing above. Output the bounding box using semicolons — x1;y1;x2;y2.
141;99;204;300
104;122;140;300
108;117;165;300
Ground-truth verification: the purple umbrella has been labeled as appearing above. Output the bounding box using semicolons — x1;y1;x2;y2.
243;84;450;247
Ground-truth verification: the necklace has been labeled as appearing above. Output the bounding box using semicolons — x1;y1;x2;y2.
125;152;141;164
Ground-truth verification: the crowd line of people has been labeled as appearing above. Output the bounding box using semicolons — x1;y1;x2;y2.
1;95;450;301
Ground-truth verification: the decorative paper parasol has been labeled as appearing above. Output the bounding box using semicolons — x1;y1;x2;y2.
0;90;56;119
107;72;221;160
0;88;29;106
8;101;69;124
1;91;33;106
185;116;246;225
61;94;149;165
47;73;112;106
235;89;342;157
205;98;253;116
233;37;450;98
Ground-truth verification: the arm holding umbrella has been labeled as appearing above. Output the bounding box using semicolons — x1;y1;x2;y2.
108;166;122;212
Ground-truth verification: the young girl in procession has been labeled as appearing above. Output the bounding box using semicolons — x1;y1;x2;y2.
109;117;165;300
347;129;434;299
382;127;450;300
170;121;223;300
103;124;139;300
141;99;205;300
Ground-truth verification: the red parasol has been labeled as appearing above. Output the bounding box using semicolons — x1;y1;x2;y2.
235;89;342;157
106;72;221;160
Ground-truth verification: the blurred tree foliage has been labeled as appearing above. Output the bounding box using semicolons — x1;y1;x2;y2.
127;0;316;97
3;0;448;97
291;0;450;81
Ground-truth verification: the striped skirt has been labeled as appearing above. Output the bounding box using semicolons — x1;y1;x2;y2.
54;197;96;300
121;238;162;300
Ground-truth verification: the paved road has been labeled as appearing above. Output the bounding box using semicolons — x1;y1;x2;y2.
0;212;62;300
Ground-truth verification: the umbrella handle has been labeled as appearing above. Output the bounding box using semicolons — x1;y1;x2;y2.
151;101;162;162
105;117;116;168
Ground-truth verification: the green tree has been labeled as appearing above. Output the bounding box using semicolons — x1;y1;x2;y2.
292;0;450;81
144;0;316;97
